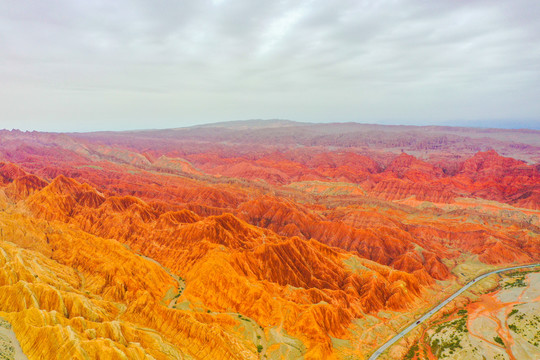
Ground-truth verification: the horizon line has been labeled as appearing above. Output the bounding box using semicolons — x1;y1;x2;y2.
2;118;540;134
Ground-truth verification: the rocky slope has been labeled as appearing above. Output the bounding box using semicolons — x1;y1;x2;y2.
0;122;538;359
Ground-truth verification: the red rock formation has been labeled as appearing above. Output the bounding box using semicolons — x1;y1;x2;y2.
0;126;538;359
384;152;444;181
12;173;435;358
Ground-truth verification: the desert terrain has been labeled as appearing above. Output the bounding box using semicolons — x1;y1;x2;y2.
0;121;538;359
402;267;540;360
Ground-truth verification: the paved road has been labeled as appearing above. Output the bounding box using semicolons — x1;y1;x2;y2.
368;263;540;360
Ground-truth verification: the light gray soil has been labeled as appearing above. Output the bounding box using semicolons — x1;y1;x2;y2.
0;318;28;360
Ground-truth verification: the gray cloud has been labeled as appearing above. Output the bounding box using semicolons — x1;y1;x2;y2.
0;0;539;131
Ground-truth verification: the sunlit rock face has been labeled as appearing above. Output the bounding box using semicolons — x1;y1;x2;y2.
0;124;538;359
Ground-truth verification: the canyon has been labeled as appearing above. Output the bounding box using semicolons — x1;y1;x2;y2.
0;120;538;359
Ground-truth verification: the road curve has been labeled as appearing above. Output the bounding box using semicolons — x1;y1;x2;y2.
368;263;540;360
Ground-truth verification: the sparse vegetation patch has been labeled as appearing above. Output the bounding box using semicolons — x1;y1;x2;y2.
429;315;468;358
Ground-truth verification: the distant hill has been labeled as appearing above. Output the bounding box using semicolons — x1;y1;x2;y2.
73;119;540;163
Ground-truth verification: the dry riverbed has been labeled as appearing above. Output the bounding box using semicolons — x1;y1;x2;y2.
0;318;27;360
404;267;540;360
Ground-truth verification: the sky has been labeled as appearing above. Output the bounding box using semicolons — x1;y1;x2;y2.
1;0;539;132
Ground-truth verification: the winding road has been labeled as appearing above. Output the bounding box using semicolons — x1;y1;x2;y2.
368;263;540;360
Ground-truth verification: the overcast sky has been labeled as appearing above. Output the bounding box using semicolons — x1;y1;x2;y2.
1;0;539;131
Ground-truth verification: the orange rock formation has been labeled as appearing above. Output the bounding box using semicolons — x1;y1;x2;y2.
0;124;538;359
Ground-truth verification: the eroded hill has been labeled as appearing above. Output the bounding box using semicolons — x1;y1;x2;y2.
0;123;538;359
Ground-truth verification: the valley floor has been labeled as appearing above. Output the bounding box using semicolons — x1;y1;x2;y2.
0;318;27;360
408;267;540;360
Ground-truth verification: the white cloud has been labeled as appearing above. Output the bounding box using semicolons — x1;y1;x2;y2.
0;0;539;131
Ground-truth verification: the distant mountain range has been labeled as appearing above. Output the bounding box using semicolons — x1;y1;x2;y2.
71;120;540;163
